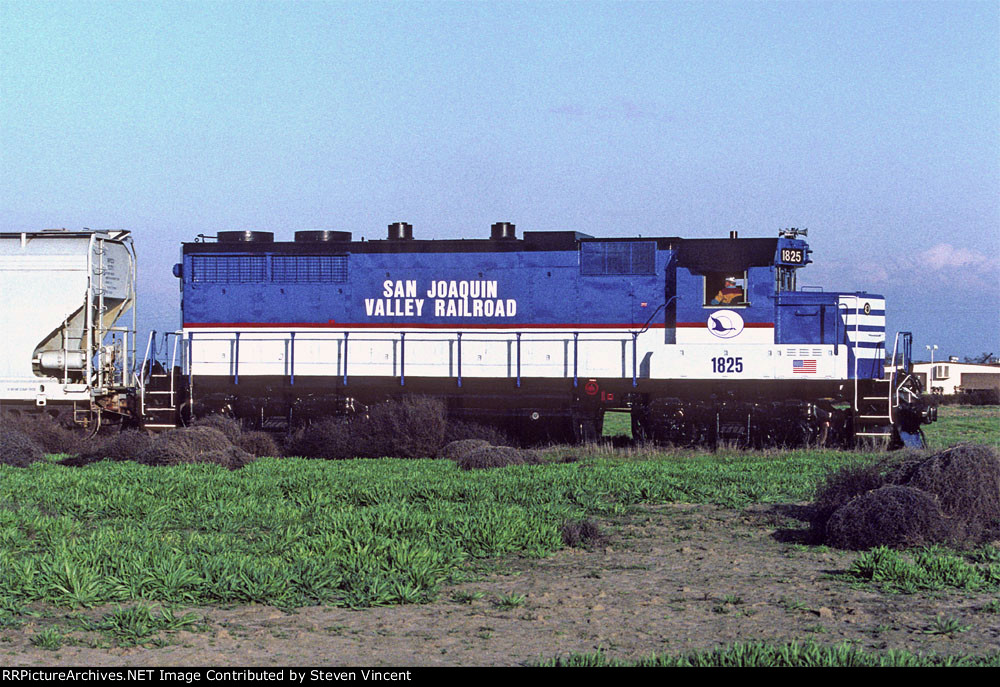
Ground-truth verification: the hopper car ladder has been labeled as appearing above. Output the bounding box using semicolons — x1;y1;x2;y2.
71;234;138;431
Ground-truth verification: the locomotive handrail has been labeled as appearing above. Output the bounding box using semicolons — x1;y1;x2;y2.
892;332;912;372
874;339;886;377
233;332;240;385
854;296;860;391
632;332;638;387
634;295;678;336
843;298;860;413
143;330;156;381
896;373;918;406
136;330;157;415
342;332;348;386
573;332;578;387
635;303;665;335
516;332;521;387
168;331;180;409
183;328;637;387
836;302;847;356
888;366;895;424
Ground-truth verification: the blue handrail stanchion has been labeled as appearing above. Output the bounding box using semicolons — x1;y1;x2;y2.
573;332;579;387
187;333;193;408
632;332;638;387
516;332;521;388
342;332;349;386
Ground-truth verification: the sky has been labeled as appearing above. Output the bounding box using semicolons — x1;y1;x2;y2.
2;0;998;359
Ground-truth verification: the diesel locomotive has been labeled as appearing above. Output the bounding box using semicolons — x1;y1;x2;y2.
1;224;936;447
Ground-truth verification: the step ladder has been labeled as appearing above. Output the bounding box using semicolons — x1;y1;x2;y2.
138;331;183;431
851;332;915;445
854;376;893;440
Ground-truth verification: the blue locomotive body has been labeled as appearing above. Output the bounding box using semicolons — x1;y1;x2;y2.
166;224;926;446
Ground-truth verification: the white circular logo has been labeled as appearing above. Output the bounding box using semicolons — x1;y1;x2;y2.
707;309;745;339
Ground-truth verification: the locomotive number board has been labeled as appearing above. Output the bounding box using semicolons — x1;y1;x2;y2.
779;247;806;264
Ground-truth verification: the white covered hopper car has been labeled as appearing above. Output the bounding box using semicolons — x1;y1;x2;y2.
0;229;137;428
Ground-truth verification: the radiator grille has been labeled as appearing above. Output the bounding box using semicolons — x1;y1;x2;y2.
581;241;655;275
191;255;266;283
271;255;348;283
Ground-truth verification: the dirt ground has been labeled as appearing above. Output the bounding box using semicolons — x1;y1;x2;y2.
4;503;998;666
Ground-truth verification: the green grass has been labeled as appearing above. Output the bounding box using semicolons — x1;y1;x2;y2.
606;405;999;448
0;406;994;614
925;405;1000;449
844;545;1000;594
921;615;971;637
494;593;526;609
0;449;875;610
79;603;202;647
29;627;66;651
541;642;1000;666
603;411;632;438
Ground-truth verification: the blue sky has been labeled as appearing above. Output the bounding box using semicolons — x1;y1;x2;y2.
2;0;997;358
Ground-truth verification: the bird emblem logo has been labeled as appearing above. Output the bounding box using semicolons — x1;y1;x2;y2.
707;310;744;339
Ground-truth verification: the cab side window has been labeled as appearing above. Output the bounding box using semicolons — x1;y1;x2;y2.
705;272;747;306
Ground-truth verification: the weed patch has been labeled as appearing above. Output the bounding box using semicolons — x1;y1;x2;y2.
235;431;282;458
887;444;1000;546
812;444;1000;550
825;486;950;550
0;413;83;455
438;439;491;461
286;397;446;459
62;430;154;467
454;446;542;470
0;428;46;467
560;519;607;548
134;427;253;470
442;421;511;447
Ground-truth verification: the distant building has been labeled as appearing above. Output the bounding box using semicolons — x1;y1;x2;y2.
903;361;1000;395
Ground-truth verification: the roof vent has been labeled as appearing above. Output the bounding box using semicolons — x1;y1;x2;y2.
491;222;516;240
295;230;352;242
217;231;274;243
387;222;413;240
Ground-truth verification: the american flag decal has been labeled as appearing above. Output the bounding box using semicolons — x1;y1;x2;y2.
793;359;817;374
